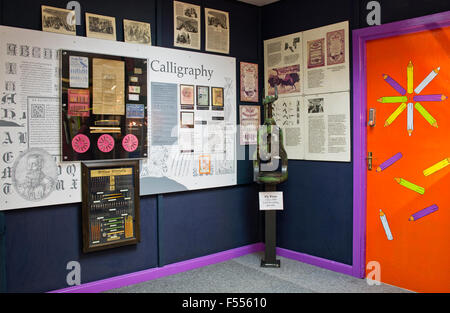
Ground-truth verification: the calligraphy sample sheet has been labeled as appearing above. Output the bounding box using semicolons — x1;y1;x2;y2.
240;62;259;103
92;58;125;115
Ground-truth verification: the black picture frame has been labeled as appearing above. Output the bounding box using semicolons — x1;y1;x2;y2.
81;160;140;253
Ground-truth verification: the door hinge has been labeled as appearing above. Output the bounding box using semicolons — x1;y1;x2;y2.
368;152;373;170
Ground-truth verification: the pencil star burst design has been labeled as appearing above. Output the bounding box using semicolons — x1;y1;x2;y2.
378;61;447;135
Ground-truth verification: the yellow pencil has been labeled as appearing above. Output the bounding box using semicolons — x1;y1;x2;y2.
415;102;438;127
407;61;413;94
394;177;425;195
384;102;406;127
377;96;408;103
423;158;450;176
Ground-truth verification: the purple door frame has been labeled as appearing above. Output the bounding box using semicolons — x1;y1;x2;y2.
352;10;450;279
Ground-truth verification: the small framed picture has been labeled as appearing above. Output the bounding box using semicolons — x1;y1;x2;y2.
196;86;210;110
180;84;195;110
199;155;211;175
123;19;152;45
240;62;259;102
211;87;224;110
41;5;76;36
180;111;194;128
86;12;117;41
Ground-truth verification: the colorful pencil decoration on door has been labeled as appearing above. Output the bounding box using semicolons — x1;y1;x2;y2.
379;61;445;134
415;102;438;128
377;96;408;103
423;157;450;176
377;152;403;172
407;61;414;94
379;209;393;240
407;103;413;136
409;204;438;221
394;177;425;195
414;67;439;94
383;74;406;95
413;94;447;102
384;102;406;127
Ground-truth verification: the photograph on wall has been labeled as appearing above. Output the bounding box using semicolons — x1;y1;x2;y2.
81;161;140;253
123;19;151;45
239;105;260;145
180;84;195;110
173;1;201;50
264;32;303;96
205;8;229;54
41;5;76;36
61;50;148;162
240;62;259;102
211;87;224;110
85;13;117;41
196;85;210;110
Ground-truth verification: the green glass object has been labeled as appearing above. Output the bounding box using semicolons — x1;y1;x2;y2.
253;87;288;185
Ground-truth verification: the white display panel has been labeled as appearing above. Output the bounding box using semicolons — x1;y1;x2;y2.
263;21;350;162
0;26;237;210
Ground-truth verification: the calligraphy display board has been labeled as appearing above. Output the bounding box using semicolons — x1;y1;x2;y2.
61;50;148;162
81;160;140;252
0;25;236;211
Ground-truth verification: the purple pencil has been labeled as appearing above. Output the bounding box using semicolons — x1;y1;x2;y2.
409;204;438;221
413;94;447;102
383;74;406;95
376;152;403;172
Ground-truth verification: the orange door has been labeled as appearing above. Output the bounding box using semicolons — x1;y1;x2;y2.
365;26;450;292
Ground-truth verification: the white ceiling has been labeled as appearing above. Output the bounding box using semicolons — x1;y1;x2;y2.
237;0;280;7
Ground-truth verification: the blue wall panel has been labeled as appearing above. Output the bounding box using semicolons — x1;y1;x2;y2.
4;197;158;293
160;185;261;266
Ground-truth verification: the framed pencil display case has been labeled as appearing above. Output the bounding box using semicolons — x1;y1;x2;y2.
81;160;140;253
61;50;148;162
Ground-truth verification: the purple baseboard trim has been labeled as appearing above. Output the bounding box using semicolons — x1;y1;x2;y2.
49;243;264;293
276;247;354;277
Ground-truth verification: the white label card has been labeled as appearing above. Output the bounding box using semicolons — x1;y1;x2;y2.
259;192;284;211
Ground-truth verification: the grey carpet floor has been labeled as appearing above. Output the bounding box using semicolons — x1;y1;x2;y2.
105;252;411;293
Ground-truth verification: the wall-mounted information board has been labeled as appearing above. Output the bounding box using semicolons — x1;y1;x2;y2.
81;160;140;252
0;25;236;211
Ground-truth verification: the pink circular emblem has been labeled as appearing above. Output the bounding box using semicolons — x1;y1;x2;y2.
97;134;115;153
72;134;90;154
122;134;139;152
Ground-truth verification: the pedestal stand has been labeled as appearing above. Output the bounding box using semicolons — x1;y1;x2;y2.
260;184;280;268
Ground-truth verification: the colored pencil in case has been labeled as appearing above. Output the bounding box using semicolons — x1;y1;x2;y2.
394;177;425;195
409;204;438;221
414;102;438;127
423;157;450;176
407;61;413;94
413;94;447;102
379;209;393;240
382;74;406;95
377;152;403;172
414;67;440;94
407;103;413;136
377;96;408;103
384;102;406;127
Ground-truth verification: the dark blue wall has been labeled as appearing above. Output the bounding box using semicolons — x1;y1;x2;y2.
0;0;262;293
